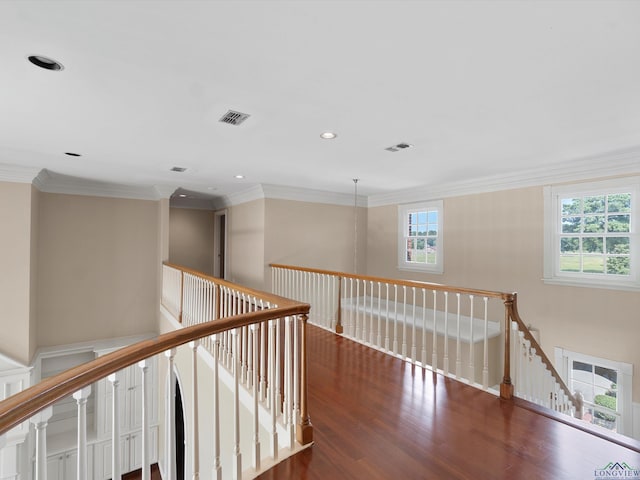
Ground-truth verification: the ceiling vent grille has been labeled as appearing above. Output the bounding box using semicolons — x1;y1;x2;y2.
170;166;187;172
385;142;413;152
219;110;251;126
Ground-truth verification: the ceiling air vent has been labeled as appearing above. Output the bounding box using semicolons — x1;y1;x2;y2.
385;142;414;152
219;110;251;126
170;166;187;172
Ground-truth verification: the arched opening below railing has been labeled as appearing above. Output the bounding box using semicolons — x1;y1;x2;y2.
0;264;312;480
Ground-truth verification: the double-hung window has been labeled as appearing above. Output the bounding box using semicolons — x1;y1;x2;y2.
398;200;443;273
544;177;639;290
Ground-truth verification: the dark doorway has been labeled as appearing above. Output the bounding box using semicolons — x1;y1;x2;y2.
214;212;226;279
175;379;185;480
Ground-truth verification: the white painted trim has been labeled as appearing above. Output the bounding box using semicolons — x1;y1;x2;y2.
397;200;444;274
555;347;634;437
542;176;640;291
219;183;368;208
0;164;41;183
32;169;170;201
368;146;640;207
261;184;368;207
633;402;640;441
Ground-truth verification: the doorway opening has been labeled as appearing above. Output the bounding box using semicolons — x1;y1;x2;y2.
214;211;227;279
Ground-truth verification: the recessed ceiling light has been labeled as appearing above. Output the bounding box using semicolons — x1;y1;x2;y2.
178;194;187;198
320;132;337;139
234;175;245;179
28;55;64;71
64;152;81;157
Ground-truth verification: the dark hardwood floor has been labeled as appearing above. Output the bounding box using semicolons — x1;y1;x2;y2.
257;325;640;480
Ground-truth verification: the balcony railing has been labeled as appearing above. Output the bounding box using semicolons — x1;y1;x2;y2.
0;263;312;480
270;263;582;418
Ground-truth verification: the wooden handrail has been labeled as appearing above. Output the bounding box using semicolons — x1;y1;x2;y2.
507;295;580;412
167;262;302;308
270;263;512;300
0;304;309;437
271;263;579;416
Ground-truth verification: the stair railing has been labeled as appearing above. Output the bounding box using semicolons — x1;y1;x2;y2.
270;263;581;418
0;264;312;480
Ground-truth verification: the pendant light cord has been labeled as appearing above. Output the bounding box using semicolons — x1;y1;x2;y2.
353;178;359;274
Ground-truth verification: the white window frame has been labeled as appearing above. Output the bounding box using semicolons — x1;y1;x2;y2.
543;177;640;291
555;347;633;436
397;200;444;274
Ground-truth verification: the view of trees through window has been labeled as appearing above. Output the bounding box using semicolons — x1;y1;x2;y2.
405;210;438;264
559;193;631;275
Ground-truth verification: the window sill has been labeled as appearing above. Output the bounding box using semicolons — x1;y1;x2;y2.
542;277;640;292
398;265;444;275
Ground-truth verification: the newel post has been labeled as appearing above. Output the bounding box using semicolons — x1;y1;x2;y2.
335;277;344;334
296;313;313;445
500;294;515;399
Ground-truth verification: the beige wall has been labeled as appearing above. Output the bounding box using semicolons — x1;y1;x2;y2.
366;185;640;402
169;208;215;275
37;193;159;347
227;199;265;290
0;182;37;364
264;199;367;288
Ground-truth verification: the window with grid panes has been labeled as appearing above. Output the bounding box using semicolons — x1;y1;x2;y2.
397;200;443;273
544;177;639;290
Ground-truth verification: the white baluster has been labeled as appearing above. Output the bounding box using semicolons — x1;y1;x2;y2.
455;294;462;378
393;285;398;355
411;287;417;362
31;407;53;480
165;348;177;480
468;295;475;384
269;319;279;460
421;289;428;367
252;324;261;470
139;360;150;480
212;336;222;480
355;280;361;340
190;341;200;480
232;329;242;480
401;286;407;359
443;291;449;374
284;316;295;449
369;281;375;345
73;386;91;480
432;290;438;370
107;374;121;480
384;284;390;351
482;297;489;390
377;282;382;347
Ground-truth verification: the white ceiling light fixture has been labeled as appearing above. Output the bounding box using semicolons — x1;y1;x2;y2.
27;55;64;71
320;132;337;139
234;174;245;179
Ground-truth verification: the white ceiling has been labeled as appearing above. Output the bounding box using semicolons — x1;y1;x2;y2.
1;0;639;203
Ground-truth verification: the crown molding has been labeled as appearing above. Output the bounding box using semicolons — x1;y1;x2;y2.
221;184;265;207
221;183;368;208
0;164;41;184
368;146;640;207
33;169;162;201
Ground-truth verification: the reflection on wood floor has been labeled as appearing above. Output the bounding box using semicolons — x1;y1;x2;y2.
256;324;640;480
